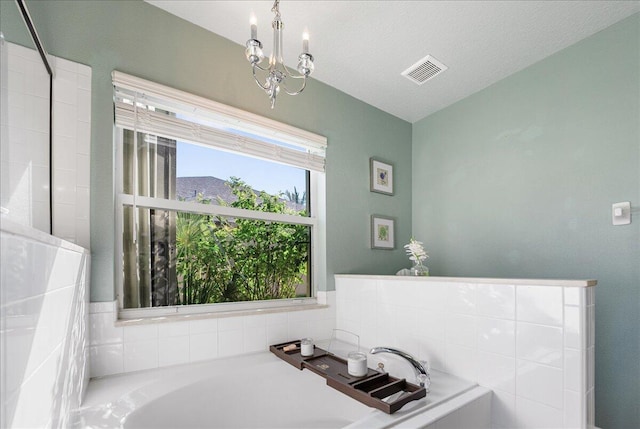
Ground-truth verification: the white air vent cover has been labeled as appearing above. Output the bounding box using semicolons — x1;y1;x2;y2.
401;55;448;85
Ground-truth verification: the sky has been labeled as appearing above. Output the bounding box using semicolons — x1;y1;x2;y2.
176;141;306;196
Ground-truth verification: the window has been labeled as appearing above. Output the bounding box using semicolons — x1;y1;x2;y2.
113;72;326;318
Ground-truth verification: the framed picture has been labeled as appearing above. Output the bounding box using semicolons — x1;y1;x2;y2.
371;215;395;249
370;158;394;195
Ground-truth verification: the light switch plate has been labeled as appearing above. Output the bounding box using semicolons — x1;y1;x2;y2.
612;202;631;226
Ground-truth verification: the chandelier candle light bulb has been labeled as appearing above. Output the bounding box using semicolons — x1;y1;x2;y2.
250;15;257;40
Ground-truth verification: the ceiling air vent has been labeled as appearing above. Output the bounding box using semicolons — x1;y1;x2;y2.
401;55;448;85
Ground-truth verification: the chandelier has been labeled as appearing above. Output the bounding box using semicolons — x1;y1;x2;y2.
245;0;315;108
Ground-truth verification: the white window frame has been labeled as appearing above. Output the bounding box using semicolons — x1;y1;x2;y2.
113;72;326;320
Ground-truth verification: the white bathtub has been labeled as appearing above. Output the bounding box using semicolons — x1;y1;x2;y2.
74;346;491;429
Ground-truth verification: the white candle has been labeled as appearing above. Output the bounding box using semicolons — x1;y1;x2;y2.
250;16;257;40
348;352;368;377
302;31;309;53
301;338;314;356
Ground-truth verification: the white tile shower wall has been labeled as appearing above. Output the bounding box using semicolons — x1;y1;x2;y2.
1;41;51;231
335;276;595;429
51;55;91;249
89;292;336;378
0;219;90;429
0;41;91;248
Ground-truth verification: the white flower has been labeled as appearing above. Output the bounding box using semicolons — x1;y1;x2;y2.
404;238;428;263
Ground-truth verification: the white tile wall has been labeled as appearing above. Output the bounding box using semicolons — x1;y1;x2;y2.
1;41;91;248
89;291;337;378
0;219;90;429
51;55;91;249
1;41;50;231
335;276;595;429
516;323;563;367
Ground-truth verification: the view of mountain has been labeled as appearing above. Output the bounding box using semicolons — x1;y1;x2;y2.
176;176;305;211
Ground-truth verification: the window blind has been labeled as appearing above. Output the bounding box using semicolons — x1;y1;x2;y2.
112;71;326;172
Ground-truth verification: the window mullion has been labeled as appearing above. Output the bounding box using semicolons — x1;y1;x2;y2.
119;194;317;227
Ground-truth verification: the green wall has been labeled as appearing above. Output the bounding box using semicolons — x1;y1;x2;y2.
412;14;639;428
1;0;412;299
0;1;32;50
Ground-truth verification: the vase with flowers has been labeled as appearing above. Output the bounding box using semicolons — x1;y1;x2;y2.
404;238;429;276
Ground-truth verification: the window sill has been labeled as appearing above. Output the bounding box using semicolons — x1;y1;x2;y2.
115;300;327;327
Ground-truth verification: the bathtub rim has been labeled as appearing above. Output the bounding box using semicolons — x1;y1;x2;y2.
75;347;480;429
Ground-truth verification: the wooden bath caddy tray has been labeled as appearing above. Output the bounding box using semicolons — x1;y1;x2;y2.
270;340;426;414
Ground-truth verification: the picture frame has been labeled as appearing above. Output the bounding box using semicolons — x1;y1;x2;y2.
370;158;394;195
371;215;395;249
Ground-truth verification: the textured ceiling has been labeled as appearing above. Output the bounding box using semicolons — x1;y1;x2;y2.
146;1;640;123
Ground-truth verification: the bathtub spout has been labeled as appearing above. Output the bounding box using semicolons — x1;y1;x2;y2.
370;347;430;389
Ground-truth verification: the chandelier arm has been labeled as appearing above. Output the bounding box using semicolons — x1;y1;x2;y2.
282;76;307;96
278;63;306;80
286;72;306;80
253;62;270;73
251;66;270;91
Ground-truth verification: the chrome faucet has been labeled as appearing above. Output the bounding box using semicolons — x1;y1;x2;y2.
370;346;430;389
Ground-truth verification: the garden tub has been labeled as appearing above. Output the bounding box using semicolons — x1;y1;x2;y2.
74;345;490;429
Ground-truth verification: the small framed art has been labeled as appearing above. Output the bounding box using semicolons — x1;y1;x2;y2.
371;215;395;249
370;158;394;195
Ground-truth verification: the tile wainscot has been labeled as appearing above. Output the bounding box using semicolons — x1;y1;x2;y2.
335;274;596;429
